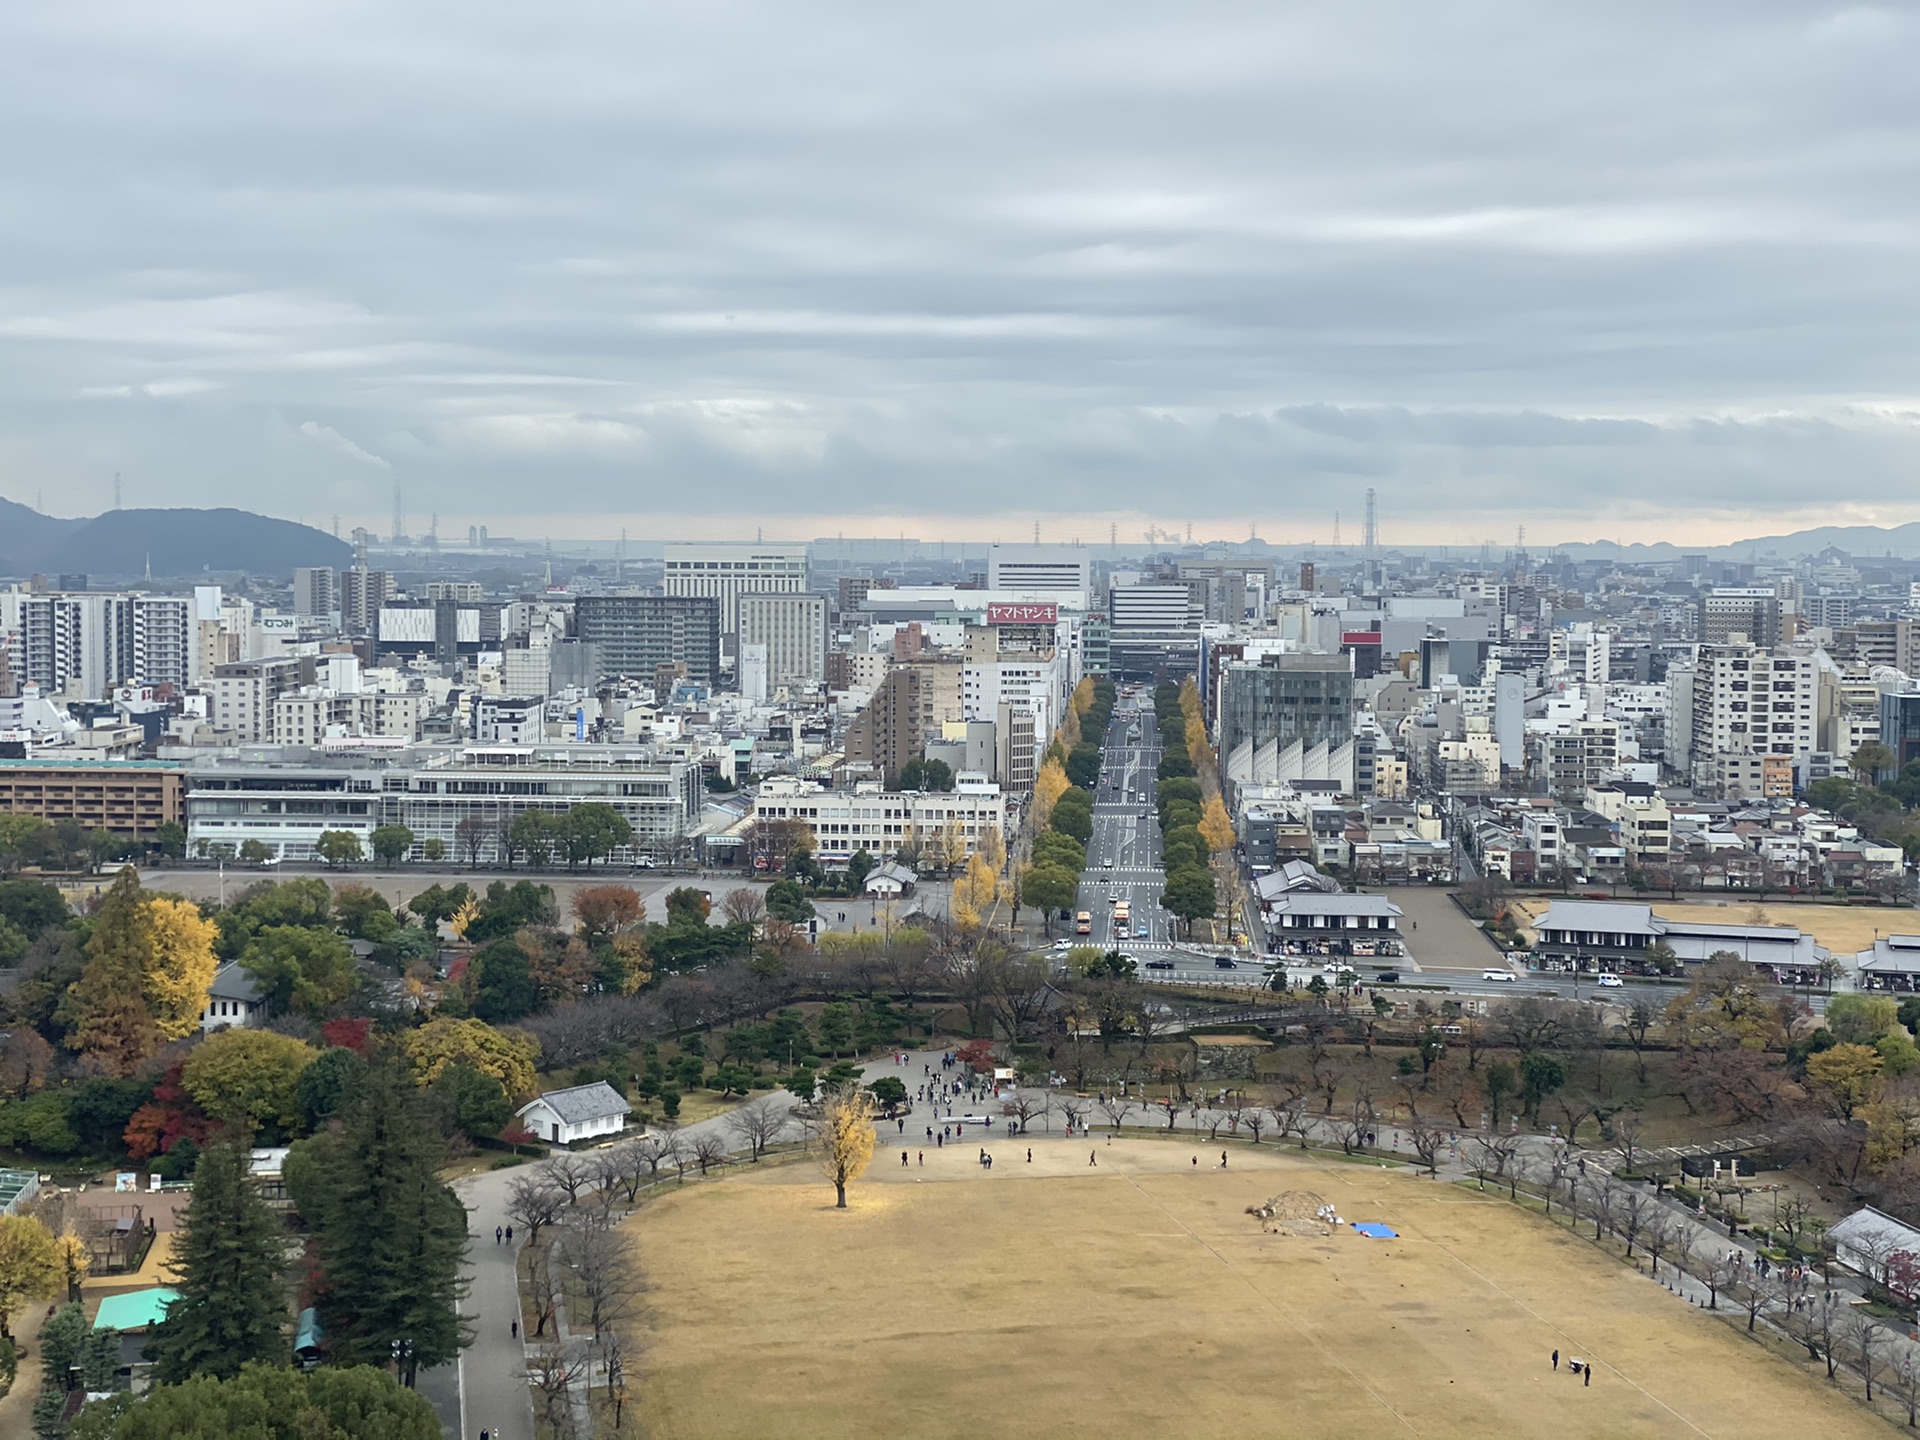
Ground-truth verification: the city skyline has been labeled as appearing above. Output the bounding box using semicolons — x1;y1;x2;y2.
2;5;1917;543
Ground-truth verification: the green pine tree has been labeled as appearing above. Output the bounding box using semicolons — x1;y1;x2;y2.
291;1060;468;1384
148;1141;288;1383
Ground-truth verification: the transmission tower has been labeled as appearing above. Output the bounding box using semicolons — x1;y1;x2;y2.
1333;512;1341;547
391;480;404;544
114;472;122;510
1363;487;1377;552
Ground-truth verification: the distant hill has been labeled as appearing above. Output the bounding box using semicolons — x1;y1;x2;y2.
0;500;350;578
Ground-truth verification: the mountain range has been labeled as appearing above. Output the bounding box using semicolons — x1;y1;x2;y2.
0;499;351;578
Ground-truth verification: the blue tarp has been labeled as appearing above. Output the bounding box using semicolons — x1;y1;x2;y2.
1351;1222;1398;1239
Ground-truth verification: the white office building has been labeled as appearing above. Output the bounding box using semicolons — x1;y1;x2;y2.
737;591;828;692
986;546;1092;606
663;543;808;636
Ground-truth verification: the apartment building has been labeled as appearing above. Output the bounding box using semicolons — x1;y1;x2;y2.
211;657;318;741
1584;782;1672;862
844;659;963;781
573;595;721;688
0;593;193;698
0;758;184;839
1687;643;1818;791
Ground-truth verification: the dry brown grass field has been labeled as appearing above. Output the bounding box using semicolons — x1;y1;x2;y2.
630;1138;1891;1440
1512;896;1920;956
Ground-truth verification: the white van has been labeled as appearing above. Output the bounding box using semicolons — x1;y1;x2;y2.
1594;972;1625;988
1482;968;1518;983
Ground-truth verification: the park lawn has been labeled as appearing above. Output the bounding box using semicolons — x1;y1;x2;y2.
1511;896;1920;957
628;1138;1892;1440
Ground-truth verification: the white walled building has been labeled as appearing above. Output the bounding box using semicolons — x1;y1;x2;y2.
663;543;808;636
737;591;828;692
751;777;1006;867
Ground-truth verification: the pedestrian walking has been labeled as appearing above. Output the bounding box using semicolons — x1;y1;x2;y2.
1584;1366;1590;1388
1552;1349;1558;1371
898;1118;905;1134
1090;1150;1097;1166
1027;1148;1032;1163
937;1132;943;1148
902;1150;909;1166
918;1151;924;1165
495;1226;503;1245
1221;1151;1228;1168
1192;1156;1198;1167
505;1226;513;1243
511;1320;518;1339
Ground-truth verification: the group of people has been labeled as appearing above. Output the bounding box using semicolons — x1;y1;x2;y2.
1549;1349;1594;1386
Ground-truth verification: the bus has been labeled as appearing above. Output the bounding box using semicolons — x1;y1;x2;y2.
1075;911;1092;935
1112;900;1131;938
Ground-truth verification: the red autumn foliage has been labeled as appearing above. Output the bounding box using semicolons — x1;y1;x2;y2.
122;1063;214;1163
954;1038;998;1073
321;1017;374;1054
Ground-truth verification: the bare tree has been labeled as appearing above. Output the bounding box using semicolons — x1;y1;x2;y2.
1616;1188;1653;1260
725;1095;790;1160
1622;996;1657;1085
1272;1095;1312;1149
560;1212;642;1343
1097;1095;1134;1133
1848;1307;1890;1402
1001;1092;1050;1133
1686;1239;1741;1312
587;1147;629;1207
526;1240;562;1338
544;1151;594;1205
691;1133;729;1175
1406;1115;1449;1176
1333;1095;1374;1155
526;1344;588;1438
661;1130;690;1181
1153;1095;1183;1132
1612;1111;1648;1174
1059;1097;1091;1133
1240;1108;1267;1145
1889;1351;1920;1428
507;1175;568;1248
624;1134;673;1191
1641;1210;1680;1281
1582;1176;1619;1241
721;886;767;927
1728;1265;1772;1333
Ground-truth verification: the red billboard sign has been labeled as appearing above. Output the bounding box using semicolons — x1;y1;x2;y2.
987;602;1059;625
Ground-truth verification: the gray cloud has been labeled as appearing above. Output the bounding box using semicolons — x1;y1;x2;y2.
0;2;1917;542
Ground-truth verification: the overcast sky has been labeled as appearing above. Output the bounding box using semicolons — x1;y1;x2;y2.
2;3;1917;547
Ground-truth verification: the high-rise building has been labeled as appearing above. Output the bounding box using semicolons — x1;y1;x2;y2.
844;659;962;781
1106;583;1202;674
1701;589;1783;648
1688;642;1818;791
340;568;395;633
662;543;807;637
573;595;721;687
0;593;192;698
986;545;1091;605
1217;654;1356;760
292;568;337;619
737;592;828;692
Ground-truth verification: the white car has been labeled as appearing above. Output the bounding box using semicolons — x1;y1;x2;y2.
1482;968;1519;983
1594;972;1625;988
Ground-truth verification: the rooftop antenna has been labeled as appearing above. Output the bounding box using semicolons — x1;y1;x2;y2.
114;472;122;510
